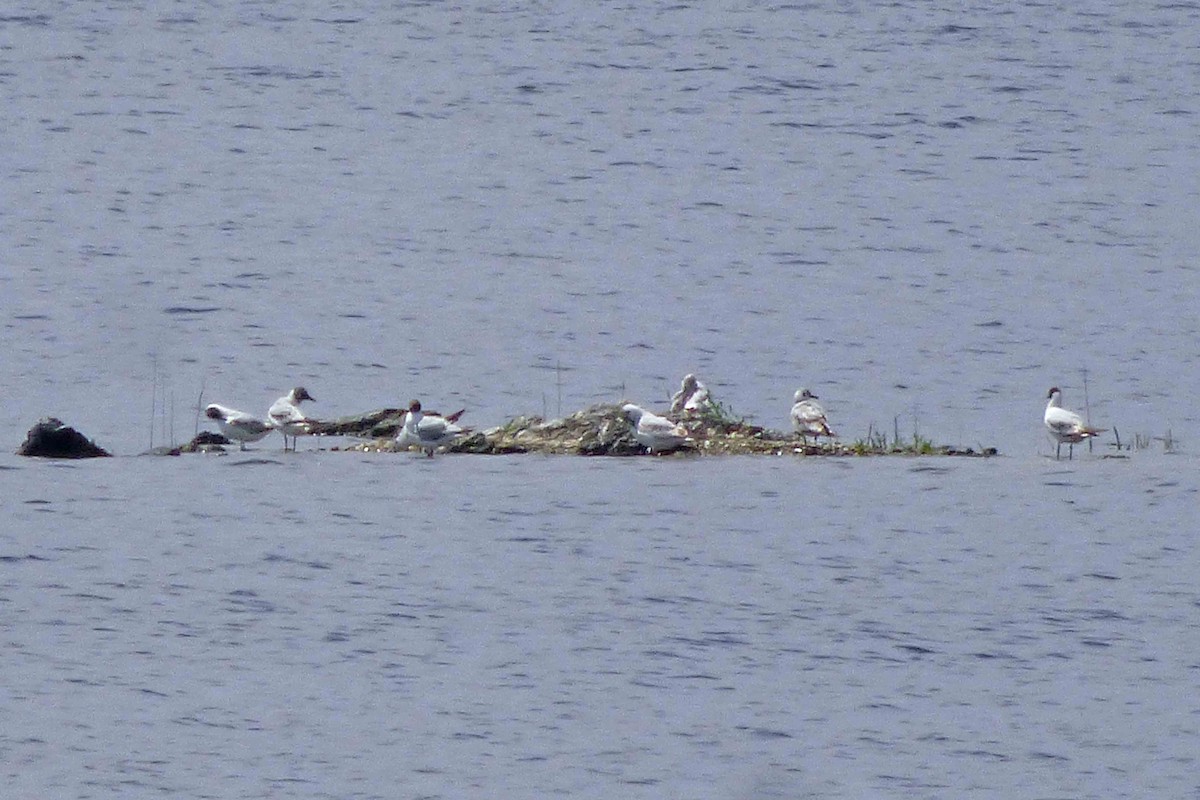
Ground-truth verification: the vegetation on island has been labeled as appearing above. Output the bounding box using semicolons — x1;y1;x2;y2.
15;397;1000;459
332;401;998;458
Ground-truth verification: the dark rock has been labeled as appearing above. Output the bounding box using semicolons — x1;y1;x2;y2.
308;408;405;438
190;431;231;447
308;406;465;439
165;431;233;455
142;432;232;456
17;418;112;459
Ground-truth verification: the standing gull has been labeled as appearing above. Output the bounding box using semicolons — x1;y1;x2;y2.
204;404;275;450
269;386;317;451
396;400;471;456
622;403;692;454
790;388;835;445
1044;386;1106;460
670;373;712;414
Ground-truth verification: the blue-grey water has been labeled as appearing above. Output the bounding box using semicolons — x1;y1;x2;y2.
2;2;1199;798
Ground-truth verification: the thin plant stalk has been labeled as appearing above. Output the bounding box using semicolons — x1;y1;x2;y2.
194;379;206;438
1082;367;1093;454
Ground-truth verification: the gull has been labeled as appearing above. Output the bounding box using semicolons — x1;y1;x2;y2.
622;403;692;454
204;404;275;450
669;373;712;414
269;386;317;451
791;388;835;444
396;400;471;456
1044;386;1106;460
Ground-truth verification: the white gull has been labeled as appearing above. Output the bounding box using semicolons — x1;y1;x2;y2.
790;388;835;444
396;400;471;456
622;403;692;454
269;386;317;451
1044;386;1106;460
669;373;712;414
204;403;275;450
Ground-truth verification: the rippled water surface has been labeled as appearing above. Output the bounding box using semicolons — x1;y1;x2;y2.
3;452;1198;798
2;1;1200;797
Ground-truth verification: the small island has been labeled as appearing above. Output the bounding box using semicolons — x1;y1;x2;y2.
324;402;997;458
17;404;997;459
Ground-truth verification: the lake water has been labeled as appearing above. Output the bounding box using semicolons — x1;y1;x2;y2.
2;2;1199;798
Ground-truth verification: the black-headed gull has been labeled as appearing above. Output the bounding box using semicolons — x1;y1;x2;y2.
269;386;317;451
790;388;835;444
669;373;712;414
395;400;471;456
204;404;275;450
1044;386;1106;460
622;403;692;454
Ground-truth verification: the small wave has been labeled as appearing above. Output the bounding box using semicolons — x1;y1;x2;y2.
163;306;221;315
0;14;50;25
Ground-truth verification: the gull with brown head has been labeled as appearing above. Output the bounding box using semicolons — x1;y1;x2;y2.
396;400;471;456
269;386;317;451
790;388;835;445
1044;386;1105;460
